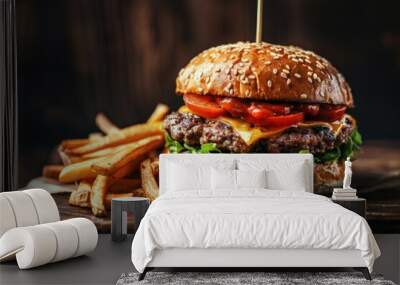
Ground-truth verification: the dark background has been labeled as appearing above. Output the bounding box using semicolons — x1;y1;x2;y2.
16;0;400;186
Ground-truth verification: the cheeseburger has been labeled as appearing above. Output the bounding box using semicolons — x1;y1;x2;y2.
164;42;362;189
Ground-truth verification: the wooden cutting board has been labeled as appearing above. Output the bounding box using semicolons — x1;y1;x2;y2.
53;193;136;233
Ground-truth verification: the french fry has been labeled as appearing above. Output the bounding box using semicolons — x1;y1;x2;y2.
81;143;130;160
61;139;90;150
109;178;141;194
89;132;103;141
58;156;106;183
140;159;159;201
91;135;164;176
95;113;120;135
133;188;147;198
105;193;133;209
69;180;92;208
147;104;169;123
111;160;141;179
150;159;159;177
42;165;64;179
68;122;163;155
91;175;112;216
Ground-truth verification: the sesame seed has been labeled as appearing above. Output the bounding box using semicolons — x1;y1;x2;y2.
225;69;230;75
287;79;291;86
300;93;308;99
308;66;313;71
266;61;272;65
308;77;313;84
267;80;272;88
230;55;235;59
226;82;232;88
273;68;278;74
248;75;256;80
245;90;250;96
307;71;313;76
241;58;249;63
313;73;318;80
230;89;234;95
283;69;290;74
285;64;290;70
294;73;301;78
280;72;287;78
305;59;311;64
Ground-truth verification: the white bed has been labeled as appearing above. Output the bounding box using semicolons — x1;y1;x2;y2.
131;154;380;280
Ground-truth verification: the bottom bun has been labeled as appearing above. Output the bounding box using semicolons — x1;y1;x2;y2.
314;160;345;195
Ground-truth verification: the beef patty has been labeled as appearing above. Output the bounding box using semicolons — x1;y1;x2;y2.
164;112;354;154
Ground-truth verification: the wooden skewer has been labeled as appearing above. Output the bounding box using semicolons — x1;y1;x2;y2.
256;0;264;43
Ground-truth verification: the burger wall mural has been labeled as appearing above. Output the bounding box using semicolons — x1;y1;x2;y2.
165;42;361;193
14;1;399;234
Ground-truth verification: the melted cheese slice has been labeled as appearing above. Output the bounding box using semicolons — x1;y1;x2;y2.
178;106;353;146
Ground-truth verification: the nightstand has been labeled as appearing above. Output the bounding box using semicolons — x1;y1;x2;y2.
331;197;366;218
111;197;150;242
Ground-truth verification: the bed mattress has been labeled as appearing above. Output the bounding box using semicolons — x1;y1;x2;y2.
131;190;380;273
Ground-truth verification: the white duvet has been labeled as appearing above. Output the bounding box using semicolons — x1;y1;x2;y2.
131;190;380;273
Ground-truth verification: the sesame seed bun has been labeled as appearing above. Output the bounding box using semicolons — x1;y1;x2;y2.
176;42;353;106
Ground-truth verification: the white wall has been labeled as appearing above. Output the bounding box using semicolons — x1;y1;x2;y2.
374;234;400;284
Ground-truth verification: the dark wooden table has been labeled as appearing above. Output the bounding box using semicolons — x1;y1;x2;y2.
351;140;400;233
53;140;400;234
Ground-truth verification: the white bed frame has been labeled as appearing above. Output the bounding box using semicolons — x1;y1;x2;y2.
140;154;370;280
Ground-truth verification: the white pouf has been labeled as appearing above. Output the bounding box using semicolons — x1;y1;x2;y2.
23;189;60;224
0;191;40;227
0;196;17;237
0;189;98;269
0;218;98;269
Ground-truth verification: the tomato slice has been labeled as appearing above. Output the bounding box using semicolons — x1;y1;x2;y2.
183;93;226;118
247;103;274;120
296;104;320;117
246;112;304;128
263;112;304;128
217;97;248;118
316;105;346;122
254;103;292;115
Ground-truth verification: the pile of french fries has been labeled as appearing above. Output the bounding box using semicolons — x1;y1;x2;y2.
42;104;169;217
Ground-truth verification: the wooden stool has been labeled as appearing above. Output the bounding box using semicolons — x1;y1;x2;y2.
111;197;149;242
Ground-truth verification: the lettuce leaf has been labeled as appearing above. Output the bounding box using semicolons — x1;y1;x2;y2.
302;129;363;164
165;133;221;154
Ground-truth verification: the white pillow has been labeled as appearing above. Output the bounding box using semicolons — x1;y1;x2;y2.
211;168;236;190
236;169;267;189
211;169;267;191
166;159;236;192
167;162;210;191
237;159;308;192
